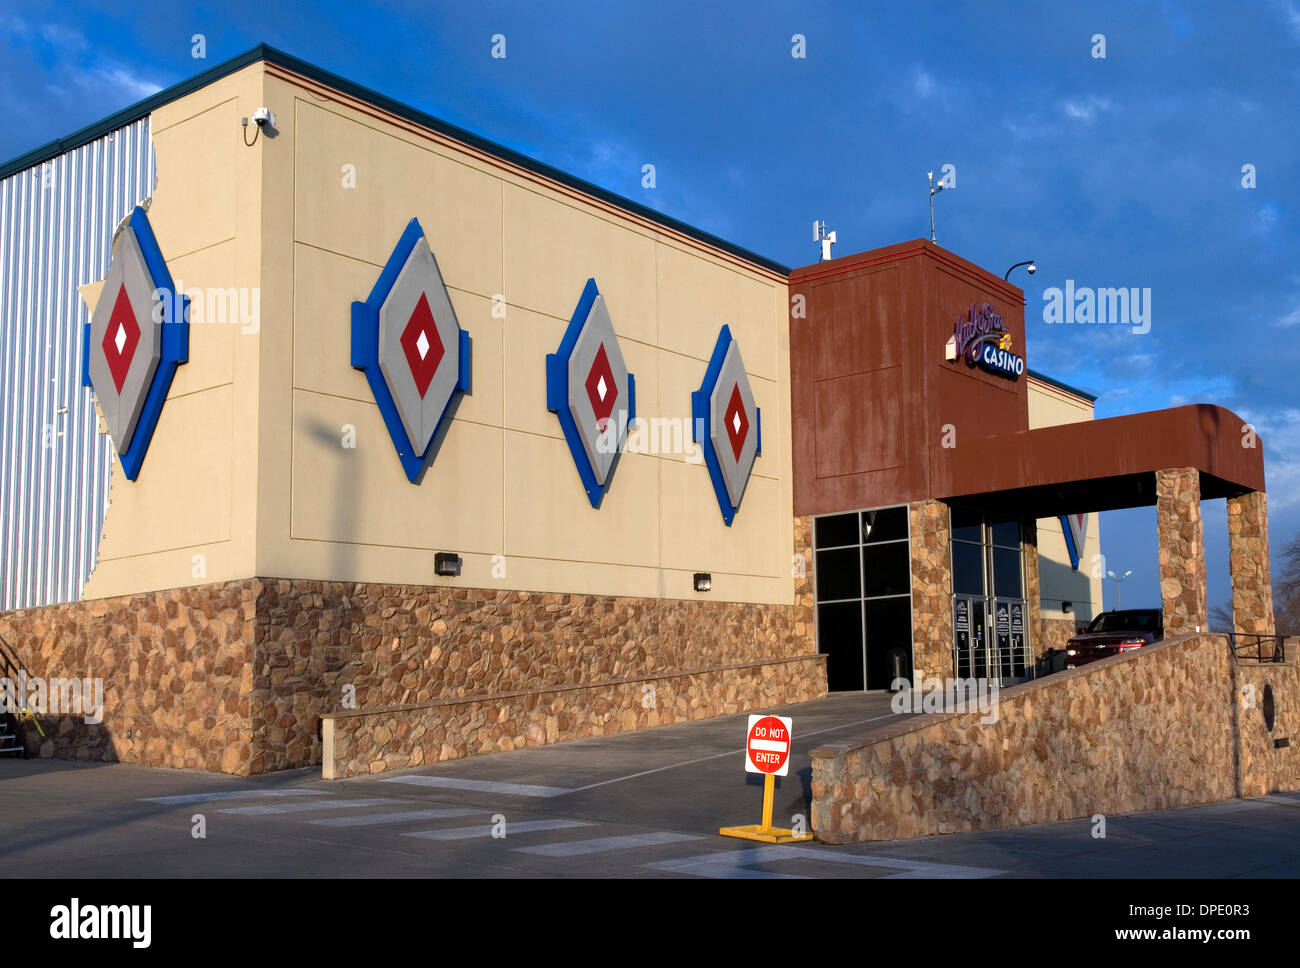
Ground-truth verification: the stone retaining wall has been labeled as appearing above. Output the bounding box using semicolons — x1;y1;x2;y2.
1038;617;1080;655
810;632;1300;843
1234;648;1300;797
323;654;826;778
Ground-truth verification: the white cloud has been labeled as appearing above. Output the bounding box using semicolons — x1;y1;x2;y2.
87;66;161;101
1062;96;1112;124
5;13;161;104
1273;0;1300;42
1240;407;1300;510
913;70;938;100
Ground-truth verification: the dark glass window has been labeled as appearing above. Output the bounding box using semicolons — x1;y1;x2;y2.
950;507;983;543
864;597;913;689
990;516;1021;548
818;602;864;691
816;548;860;601
862;506;908;544
863;543;910;598
993;547;1022;598
952;541;984;596
815;513;859;548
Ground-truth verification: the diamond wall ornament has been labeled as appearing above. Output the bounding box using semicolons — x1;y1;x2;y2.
351;218;471;483
82;205;189;481
691;325;761;525
546;278;636;508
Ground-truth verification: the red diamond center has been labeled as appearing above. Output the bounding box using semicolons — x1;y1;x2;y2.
102;283;140;394
400;293;444;398
724;383;749;461
584;343;618;430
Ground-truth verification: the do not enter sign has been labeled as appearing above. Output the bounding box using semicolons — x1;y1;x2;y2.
720;712;810;842
745;714;792;776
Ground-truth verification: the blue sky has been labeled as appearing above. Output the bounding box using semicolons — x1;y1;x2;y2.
2;1;1297;616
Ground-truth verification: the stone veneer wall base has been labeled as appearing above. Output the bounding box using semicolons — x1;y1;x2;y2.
0;574;822;775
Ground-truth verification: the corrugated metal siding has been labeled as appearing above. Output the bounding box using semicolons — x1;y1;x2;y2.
0;118;155;610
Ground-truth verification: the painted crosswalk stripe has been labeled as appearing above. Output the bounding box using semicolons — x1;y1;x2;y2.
402;819;590;841
514;831;702;857
218;798;408;816
380;776;574;798
306;808;480;828
645;846;1004;879
141;789;332;806
646;850;802;879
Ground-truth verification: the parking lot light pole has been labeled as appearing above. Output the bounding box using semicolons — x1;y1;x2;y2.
1107;569;1133;609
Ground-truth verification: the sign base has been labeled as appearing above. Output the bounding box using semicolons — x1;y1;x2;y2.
718;824;813;844
719;771;814;843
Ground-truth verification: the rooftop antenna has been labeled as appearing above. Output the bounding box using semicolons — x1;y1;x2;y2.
928;171;945;244
814;220;837;262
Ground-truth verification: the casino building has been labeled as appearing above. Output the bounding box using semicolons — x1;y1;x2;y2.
0;47;1274;776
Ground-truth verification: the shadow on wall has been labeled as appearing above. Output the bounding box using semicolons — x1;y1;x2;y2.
0;631;119;767
304;417;362;583
1038;555;1097;620
9;717;122;766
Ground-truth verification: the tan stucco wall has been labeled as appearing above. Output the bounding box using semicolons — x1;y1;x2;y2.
1026;377;1102;624
82;64;268;601
82;62;794;606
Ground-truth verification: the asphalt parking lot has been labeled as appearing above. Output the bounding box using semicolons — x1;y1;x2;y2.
2;691;1299;878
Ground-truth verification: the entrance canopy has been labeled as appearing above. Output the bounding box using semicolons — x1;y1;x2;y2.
932;404;1267;517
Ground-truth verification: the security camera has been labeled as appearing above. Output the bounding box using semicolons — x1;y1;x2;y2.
1027;263;1036;275
251;107;275;128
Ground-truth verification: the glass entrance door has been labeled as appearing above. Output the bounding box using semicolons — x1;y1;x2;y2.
953;595;989;679
951;509;1032;686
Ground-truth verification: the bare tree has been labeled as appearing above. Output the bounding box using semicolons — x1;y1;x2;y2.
1277;531;1300;634
1209;600;1235;634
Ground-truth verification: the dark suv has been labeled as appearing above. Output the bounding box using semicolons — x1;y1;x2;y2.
1065;609;1164;668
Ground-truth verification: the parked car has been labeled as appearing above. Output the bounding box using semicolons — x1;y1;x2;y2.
1064;609;1164;668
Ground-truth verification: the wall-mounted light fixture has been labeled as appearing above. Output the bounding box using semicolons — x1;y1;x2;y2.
1061;600;1072;614
693;572;712;593
1004;260;1036;281
434;552;462;577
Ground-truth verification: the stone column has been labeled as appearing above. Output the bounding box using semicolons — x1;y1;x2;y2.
1155;467;1208;633
793;515;817;654
909;500;954;678
1023;518;1044;661
1227;490;1275;636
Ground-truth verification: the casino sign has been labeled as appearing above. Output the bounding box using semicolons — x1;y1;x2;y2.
82;205;190;481
546;278;637;508
947;302;1024;380
692;325;761;525
351;218;471;483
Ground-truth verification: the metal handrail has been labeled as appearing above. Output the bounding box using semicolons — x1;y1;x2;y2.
0;630;42;745
1227;632;1287;663
0;630;24;681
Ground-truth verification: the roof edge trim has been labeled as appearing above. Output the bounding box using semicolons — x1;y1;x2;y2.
0;44;791;277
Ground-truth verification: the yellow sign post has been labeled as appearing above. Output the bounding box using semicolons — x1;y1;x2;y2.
719;713;813;843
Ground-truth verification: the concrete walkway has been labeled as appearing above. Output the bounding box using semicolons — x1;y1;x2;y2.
2;691;1298;877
